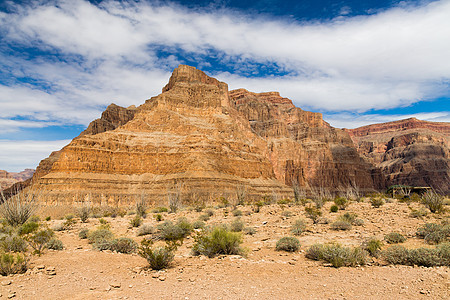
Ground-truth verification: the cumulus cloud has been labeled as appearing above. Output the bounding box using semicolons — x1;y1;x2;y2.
0;139;71;172
0;0;448;141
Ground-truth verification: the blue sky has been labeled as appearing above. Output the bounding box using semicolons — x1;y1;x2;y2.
0;0;449;172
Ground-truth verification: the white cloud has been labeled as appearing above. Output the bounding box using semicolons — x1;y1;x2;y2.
0;139;71;172
0;0;448;126
324;111;450;129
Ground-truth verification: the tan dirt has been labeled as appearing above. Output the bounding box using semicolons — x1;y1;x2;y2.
2;199;449;299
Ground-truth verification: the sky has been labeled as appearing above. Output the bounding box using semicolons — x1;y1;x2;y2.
0;0;449;172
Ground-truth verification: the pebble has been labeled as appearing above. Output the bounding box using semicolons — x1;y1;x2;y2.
36;265;45;270
110;282;121;288
158;276;166;281
2;280;12;286
7;293;16;299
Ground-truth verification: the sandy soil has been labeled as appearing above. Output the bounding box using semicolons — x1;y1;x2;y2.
1;199;449;299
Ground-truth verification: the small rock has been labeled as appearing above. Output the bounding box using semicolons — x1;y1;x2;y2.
110;283;121;288
105;286;111;291
7;293;16;299
36;265;45;270
2;280;12;286
262;221;268;225
152;273;159;278
420;290;427;294
158;276;166;281
129;285;133;288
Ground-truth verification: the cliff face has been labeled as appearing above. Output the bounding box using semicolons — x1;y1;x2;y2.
229;89;382;190
0;169;34;192
347;118;450;193
31;65;292;205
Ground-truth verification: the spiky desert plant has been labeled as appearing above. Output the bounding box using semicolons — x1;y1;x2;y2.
0;190;38;227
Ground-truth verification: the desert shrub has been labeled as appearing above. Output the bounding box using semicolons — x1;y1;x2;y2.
205;209;214;217
362;238;383;257
192;220;205;229
26;228;54;255
230;218;244;232
424;229;448;245
417;223;442;238
47;238;64;250
305;244;326;261
64;214;76;227
78;228;89;239
136;197;148;218
306;243;367;267
138;239;179;270
384;232;406;244
282;210;292;218
0;192;38;227
0;252;28;276
99;218;108;225
51;222;66;232
370;197;384;208
382;245;409;265
409;208;428;218
353;218;365;226
252;201;264;213
87;228;114;245
157;219;191;241
276;237;300;252
422;190;444;213
154;214;163;222
334;197;349;210
130;216;142;228
339;212;358;224
152;207;168;213
18;221;39;235
198;214;210;222
232;209;242;217
330;205;339;213
437;242;450;266
110;237;137;254
192;226;243;258
331;220;352;231
290;219;306;236
243;227;256;235
137;224;154;236
168;186;182;213
45;216;51;221
78;206;90;223
408;247;441;267
0;235;28;252
305;205;322;224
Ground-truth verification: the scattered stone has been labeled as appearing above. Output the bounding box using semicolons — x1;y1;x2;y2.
110;282;121;288
2;280;12;286
158;276;166;281
7;293;16;299
36;265;45;270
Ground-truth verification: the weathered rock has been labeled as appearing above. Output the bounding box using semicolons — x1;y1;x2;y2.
0;169;34;191
346;118;450;193
229;89;381;190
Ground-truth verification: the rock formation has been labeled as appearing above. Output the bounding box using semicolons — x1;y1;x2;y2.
346;118;450;193
0;169;34;192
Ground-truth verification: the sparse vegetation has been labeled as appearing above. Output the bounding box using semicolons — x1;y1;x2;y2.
362;238;383;257
137;224;154;236
370;197;384;208
26;228;54;255
47;238;64;250
0;252;28;276
382;243;450;267
276;237;300;252
78;228;89;239
109;237;137;254
230;217;244;232
0;235;28;253
0;191;38;227
334;197;349;210
157;218;192;241
78;205;90;223
422;190;444;213
305;205;322;224
232;209;243;217
243;226;256;235
305;243;367;268
416;223;449;245
330;205;339;213
193;220;205;229
290;219;306;236
138;239;179;270
384;232;406;244
331;220;352;231
192;226;243;258
130;215;142;228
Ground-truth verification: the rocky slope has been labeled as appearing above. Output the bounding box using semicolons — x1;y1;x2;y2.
0;169;34;191
346;118;450;193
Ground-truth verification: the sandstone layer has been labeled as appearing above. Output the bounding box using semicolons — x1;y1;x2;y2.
346;118;450;193
0;169;34;191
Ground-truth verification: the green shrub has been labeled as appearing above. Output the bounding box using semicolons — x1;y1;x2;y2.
205;209;214;217
78;206;90;223
176;217;193;236
26;228;54;255
136;198;148;218
305;205;322;224
243;227;256;235
0;193;38;227
370;197;384;208
99;218;108;225
154;214;163;222
45;216;51;221
47;238;64;250
252;201;264;213
0;235;28;252
363;238;383;257
437;242;450;266
232;209;242;217
416;223;449;244
87;228;114;244
192;226;243;258
305;244;326;261
331;220;352;231
64;214;76;227
138;239;179;270
282;210;292;218
330;205;339;213
290;219;306;236
384;232;406;244
110;237;137;254
198;214;210;222
0;252;28;276
152;207;168;213
157;219;191;241
353;218;365;226
339;212;358;224
137;224;154;236
230;218;244;232
78;229;89;239
192;220;205;229
382;245;409;265
416;223;442;238
409;208;428;218
424;230;448;245
18;221;39;235
334;197;349;210
276;237;300;252
305;243;367;267
130;216;142;228
422;190;444;213
408;247;441;267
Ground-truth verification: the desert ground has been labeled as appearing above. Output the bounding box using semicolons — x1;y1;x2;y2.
1;196;448;300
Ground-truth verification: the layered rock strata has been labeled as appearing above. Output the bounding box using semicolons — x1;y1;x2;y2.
347;118;450;193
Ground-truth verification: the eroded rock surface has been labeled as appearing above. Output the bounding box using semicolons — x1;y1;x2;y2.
346;118;450;193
